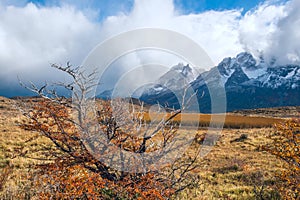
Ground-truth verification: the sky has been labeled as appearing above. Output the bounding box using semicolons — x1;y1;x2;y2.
0;0;299;97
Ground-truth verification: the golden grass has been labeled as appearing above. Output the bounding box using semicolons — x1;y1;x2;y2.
143;113;283;128
175;128;285;199
0;97;57;198
0;97;289;199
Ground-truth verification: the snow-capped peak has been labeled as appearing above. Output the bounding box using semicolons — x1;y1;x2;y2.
157;63;201;89
236;52;257;68
139;52;300;113
169;63;201;79
195;52;300;89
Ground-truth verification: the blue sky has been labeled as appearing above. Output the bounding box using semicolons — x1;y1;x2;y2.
28;0;266;10
174;0;267;13
4;0;274;20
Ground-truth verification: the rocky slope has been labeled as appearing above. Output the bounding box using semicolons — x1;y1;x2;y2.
140;52;300;113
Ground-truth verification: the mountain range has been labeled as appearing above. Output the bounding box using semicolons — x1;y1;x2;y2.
137;52;300;113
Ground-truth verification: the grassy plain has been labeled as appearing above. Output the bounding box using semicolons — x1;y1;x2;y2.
143;112;283;128
0;96;297;199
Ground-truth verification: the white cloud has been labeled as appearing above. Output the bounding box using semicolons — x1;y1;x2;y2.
100;0;300;66
237;0;300;65
177;10;243;64
0;3;100;83
238;2;287;62
0;0;299;96
266;0;300;64
99;0;243;65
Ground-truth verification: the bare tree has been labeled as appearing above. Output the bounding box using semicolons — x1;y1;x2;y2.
17;63;202;199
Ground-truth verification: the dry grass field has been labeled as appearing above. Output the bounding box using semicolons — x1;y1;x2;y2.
143;113;283;128
230;106;300;118
0;96;297;199
176;128;286;199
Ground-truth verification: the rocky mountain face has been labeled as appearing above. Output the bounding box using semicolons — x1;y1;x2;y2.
140;52;300;113
133;63;201;97
99;63;202;99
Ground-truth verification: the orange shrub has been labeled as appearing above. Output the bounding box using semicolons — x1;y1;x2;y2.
264;119;300;199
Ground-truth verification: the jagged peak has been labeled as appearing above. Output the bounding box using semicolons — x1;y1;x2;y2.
217;52;258;76
171;63;191;71
219;57;232;66
236;52;256;66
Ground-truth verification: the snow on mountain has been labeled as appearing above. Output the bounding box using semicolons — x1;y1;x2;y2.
203;52;300;89
253;65;300;89
135;63;203;97
157;63;201;90
140;52;300;112
98;52;300;112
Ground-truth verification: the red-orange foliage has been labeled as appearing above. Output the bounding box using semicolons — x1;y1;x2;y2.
18;63;201;199
265;118;300;199
34;161;173;199
20;99;177;199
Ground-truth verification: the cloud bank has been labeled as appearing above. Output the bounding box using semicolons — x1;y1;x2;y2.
0;0;299;96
